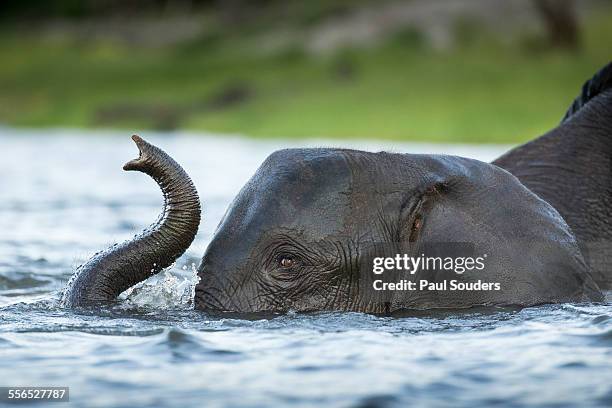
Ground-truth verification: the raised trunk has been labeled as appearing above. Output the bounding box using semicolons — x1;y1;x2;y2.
61;135;201;307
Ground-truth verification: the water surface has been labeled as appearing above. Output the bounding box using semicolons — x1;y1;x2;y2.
0;128;610;407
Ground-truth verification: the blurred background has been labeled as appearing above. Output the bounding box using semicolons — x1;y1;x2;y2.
1;0;611;143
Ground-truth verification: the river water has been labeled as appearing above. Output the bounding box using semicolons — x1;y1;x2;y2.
0;128;610;408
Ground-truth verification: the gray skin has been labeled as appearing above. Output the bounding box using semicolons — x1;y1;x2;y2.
61;135;200;307
62;63;612;313
494;61;612;290
194;149;601;313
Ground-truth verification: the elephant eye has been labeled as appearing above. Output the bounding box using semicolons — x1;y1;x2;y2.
409;214;423;242
278;256;296;269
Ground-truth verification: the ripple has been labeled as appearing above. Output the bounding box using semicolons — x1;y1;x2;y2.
0;275;51;290
558;361;589;369
591;315;611;325
590;328;612;343
354;394;399;408
143;328;244;363
0;335;18;348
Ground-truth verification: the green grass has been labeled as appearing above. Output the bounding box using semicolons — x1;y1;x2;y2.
0;14;611;143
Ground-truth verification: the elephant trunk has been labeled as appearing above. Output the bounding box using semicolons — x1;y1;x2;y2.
61;135;201;307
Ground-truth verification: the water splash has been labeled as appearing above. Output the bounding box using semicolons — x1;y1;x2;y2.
120;263;199;310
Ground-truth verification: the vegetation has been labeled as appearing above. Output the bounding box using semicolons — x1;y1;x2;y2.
0;6;611;143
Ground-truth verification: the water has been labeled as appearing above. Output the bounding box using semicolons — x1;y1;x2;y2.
0;128;610;408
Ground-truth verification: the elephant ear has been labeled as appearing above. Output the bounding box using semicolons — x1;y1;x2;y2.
493;61;612;290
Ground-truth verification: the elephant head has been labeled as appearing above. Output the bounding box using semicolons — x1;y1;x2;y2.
193;148;601;313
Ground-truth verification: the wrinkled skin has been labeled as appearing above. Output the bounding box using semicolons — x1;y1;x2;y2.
63;62;612;313
61;135;201;307
495;86;612;290
194;149;601;313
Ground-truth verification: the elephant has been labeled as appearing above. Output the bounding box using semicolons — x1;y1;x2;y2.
61;62;612;313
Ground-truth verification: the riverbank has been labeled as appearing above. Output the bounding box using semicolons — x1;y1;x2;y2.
1;1;611;143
